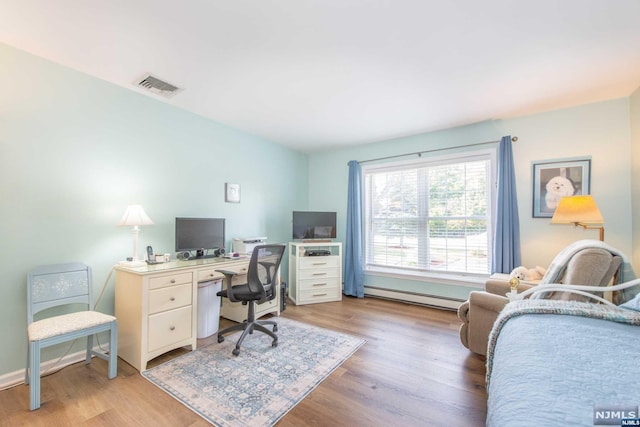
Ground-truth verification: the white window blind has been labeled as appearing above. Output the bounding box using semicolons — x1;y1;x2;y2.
363;150;494;277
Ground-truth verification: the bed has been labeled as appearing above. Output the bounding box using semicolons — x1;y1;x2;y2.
485;281;640;427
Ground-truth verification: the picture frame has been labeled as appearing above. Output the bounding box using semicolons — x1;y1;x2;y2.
225;183;240;203
532;158;591;218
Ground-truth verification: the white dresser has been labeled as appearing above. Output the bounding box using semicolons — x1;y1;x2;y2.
288;242;342;305
115;257;280;371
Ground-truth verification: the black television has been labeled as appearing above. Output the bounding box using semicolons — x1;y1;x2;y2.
175;217;226;257
292;211;336;239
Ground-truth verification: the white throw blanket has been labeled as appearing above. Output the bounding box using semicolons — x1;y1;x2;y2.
538;239;638;303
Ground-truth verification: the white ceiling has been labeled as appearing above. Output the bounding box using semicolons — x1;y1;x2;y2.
2;0;640;153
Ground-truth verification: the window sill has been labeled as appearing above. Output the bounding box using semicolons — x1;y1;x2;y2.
365;266;487;288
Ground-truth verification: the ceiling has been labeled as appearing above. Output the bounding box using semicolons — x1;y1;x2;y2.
2;1;640;153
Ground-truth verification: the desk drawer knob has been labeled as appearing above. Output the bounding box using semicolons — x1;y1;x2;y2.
170;279;176;284
312;283;327;287
170;297;176;301
313;293;327;297
170;326;176;331
312;272;327;276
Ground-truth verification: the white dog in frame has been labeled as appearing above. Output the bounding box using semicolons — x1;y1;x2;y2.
544;175;575;210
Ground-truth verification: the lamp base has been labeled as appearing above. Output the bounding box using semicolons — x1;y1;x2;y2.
118;260;147;268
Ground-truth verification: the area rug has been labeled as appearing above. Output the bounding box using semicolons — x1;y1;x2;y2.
142;317;366;427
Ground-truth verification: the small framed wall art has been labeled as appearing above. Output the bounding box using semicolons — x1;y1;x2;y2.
225;183;241;203
532;157;591;218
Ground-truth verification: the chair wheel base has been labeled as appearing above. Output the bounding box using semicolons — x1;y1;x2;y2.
272;339;278;347
217;334;225;343
273;325;278;332
232;348;240;356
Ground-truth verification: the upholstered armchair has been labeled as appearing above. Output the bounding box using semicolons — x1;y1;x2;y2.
457;247;622;356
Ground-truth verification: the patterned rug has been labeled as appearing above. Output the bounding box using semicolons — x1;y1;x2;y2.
142;317;366;426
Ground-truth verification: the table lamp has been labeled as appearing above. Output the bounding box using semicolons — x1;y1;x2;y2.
118;204;154;266
550;195;604;241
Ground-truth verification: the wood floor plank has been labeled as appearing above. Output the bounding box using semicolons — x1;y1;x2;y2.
0;296;487;426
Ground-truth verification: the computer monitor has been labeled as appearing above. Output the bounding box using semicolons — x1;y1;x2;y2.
175;217;225;257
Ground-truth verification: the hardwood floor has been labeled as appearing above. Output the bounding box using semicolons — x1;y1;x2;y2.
0;297;487;426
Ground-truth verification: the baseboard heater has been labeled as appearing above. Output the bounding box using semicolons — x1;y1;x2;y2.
364;286;464;311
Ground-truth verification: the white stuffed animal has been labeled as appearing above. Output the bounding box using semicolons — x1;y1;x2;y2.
509;265;547;281
545;175;575;209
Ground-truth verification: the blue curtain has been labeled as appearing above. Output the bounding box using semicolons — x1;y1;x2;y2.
344;160;364;297
491;136;522;273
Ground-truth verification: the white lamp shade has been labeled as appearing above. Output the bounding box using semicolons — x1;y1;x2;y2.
118;205;154;226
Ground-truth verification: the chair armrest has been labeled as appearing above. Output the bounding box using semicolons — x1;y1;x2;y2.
485;278;536;295
469;291;509;313
215;269;240;302
465;291;510;355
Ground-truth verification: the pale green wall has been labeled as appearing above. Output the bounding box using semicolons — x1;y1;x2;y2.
308;99;634;300
0;43;307;376
631;87;640;268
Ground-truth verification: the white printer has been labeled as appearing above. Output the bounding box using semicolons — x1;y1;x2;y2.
232;237;267;255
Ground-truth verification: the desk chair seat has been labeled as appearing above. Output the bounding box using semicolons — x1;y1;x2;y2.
216;244;285;356
26;263;117;410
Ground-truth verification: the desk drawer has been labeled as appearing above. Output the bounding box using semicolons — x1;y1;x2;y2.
198;265;249;283
148;283;192;315
299;256;340;269
148;306;192;352
197;269;223;282
149;272;193;290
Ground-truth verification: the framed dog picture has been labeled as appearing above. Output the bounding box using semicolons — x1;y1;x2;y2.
532;157;591;218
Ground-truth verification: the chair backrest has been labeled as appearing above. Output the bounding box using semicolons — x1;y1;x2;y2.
246;244;286;302
27;262;93;324
550;248;622;301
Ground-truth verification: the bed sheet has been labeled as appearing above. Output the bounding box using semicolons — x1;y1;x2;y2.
486;301;640;426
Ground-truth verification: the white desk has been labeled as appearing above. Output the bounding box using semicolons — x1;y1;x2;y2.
115;257;280;371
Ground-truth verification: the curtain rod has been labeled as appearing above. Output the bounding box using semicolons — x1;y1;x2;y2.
352;136;518;165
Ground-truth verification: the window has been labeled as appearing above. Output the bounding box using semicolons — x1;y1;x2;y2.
363;149;495;278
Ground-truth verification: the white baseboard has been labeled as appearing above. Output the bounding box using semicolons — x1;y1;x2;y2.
364;286;464;310
0;347;106;391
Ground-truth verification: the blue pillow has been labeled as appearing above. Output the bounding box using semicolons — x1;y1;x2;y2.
619;293;640;311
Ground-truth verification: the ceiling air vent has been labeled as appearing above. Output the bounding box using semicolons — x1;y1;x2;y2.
135;74;182;98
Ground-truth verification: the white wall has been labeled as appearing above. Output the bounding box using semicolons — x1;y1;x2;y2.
505;99;632;267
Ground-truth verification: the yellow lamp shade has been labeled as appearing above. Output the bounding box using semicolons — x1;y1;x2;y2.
550;195;603;225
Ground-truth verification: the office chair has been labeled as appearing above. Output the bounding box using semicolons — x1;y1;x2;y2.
216;244;285;356
26;263;118;410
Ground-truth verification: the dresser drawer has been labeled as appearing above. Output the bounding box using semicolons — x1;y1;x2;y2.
149;272;193;290
299;267;340;281
298;287;342;304
148;283;192;315
299;256;340;269
298;277;341;292
148;306;192;352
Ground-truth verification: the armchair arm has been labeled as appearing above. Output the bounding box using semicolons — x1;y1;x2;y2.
469;290;510;313
485;278;536;296
215;269;241;302
464;291;510;355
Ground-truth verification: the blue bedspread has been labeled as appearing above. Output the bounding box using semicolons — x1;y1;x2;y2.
486;300;640;427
